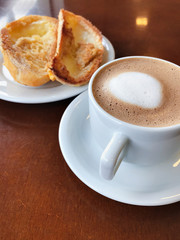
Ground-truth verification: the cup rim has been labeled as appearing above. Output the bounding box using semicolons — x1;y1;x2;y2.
88;55;180;132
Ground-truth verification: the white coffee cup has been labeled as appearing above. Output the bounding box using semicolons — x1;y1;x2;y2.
88;56;180;180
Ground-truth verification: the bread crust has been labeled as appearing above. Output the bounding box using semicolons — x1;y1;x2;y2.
0;15;58;86
48;9;104;86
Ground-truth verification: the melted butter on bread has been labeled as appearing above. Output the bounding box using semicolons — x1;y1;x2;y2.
48;9;104;86
0;15;58;86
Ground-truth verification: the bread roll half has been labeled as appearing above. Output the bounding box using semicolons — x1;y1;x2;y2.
48;9;104;86
0;15;58;86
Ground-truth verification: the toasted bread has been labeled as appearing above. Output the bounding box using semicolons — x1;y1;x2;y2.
0;15;58;86
48;9;104;86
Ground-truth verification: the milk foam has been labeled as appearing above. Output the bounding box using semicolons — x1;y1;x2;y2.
108;72;162;108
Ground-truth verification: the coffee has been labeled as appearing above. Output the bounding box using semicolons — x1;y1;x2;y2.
92;57;180;127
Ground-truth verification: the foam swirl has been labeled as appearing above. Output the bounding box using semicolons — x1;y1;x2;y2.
108;72;162;108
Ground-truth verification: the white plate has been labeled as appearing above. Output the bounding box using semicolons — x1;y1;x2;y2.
0;36;115;104
59;91;180;206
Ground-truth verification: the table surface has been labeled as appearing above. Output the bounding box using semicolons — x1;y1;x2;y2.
0;0;180;239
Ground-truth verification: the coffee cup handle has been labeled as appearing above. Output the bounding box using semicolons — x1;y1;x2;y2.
100;133;128;180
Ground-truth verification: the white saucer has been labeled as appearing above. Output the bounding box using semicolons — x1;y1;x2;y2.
0;36;115;104
59;91;180;206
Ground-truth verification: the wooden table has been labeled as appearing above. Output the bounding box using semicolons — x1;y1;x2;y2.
0;0;179;239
